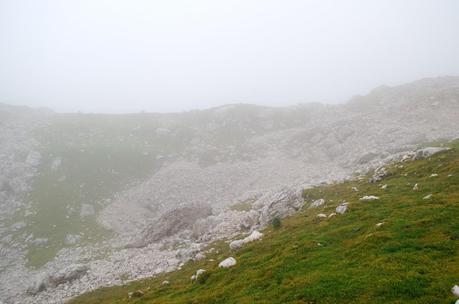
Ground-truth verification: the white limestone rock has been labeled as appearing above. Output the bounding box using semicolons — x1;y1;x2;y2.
229;230;263;250
335;204;348;214
219;257;237;268
309;198;325;208
360;195;380;201
452;285;459;297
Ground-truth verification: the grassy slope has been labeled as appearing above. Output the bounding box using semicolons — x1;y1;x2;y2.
70;141;459;304
22;114;171;267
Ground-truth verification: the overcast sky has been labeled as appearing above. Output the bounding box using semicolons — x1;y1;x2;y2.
1;0;459;113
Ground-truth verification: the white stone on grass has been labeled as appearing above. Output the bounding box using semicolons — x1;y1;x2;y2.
452;285;459;297
219;257;237;268
423;194;432;200
309;199;325;208
335;204;348;215
360;195;379;201
229;230;263;250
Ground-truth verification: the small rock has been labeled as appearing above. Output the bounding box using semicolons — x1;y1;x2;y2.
196;269;206;277
430;173;438;178
194;252;206;261
412;183;419;191
328;212;336;218
128;290;144;299
190;275;197;281
423;194;432;200
360;195;379;201
376;222;384;227
335;204;348;215
316;213;327;218
351;187;359;192
229;239;245;250
381;184;388;189
309;199;325;208
369;167;389;183
452;284;459;296
229;230;263;250
161;280;170;286
219;257;237;268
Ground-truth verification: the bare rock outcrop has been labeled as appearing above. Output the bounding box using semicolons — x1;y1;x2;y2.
133;203;213;247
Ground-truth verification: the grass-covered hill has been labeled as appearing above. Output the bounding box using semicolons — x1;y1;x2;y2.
69;140;459;304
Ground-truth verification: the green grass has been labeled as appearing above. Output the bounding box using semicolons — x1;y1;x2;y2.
20;114;173;267
69;141;459;304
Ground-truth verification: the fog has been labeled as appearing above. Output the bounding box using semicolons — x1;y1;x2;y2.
1;0;459;113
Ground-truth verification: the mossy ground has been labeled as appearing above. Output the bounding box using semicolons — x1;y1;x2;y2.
70;141;459;304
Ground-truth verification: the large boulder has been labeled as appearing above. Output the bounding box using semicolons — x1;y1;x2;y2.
257;188;304;226
140;203;212;246
48;264;89;288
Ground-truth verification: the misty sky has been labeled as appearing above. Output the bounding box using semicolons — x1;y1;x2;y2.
1;0;459;113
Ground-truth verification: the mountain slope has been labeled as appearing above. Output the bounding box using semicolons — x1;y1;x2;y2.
70;140;459;304
1;77;459;303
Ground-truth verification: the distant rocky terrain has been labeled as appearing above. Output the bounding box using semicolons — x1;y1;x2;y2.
0;76;459;303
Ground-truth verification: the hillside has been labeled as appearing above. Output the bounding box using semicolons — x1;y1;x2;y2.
1;77;459;303
70;140;459;304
